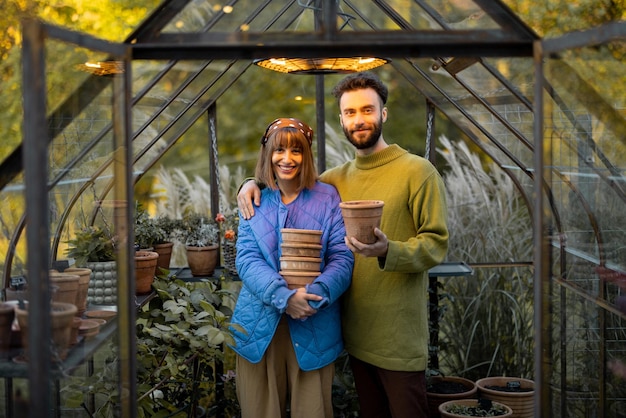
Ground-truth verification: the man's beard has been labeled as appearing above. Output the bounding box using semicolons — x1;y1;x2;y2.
343;118;383;150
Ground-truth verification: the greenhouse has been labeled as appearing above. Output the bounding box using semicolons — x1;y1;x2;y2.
0;0;625;417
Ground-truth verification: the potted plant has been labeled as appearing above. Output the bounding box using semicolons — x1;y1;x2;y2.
65;226;116;267
174;213;219;277
65;225;118;305
134;203;176;273
427;372;478;418
134;250;159;295
439;398;512;417
152;215;177;271
475;377;534;418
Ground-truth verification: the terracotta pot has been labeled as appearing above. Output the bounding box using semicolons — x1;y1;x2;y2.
64;267;92;316
281;242;322;258
279;271;321;290
153;241;174;272
0;302;15;360
15;301;77;361
135;250;159;294
339;200;384;244
280;256;322;272
186;244;219;276
49;271;80;308
85;309;117;323
476;377;535;418
86;260;117;305
70;316;82;346
427;376;478;418
280;228;322;245
78;319;100;339
439;398;513;417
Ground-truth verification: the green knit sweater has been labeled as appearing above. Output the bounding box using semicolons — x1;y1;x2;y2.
320;144;449;371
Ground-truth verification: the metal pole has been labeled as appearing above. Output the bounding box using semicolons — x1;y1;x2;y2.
533;39;552;418
21;18;53;418
114;53;136;418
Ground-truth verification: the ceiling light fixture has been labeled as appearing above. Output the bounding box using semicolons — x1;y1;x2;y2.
254;57;390;74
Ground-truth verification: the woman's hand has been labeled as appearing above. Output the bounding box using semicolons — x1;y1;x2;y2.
286;288;323;320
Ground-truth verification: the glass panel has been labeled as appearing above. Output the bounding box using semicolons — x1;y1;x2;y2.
419;0;503;29
544;41;626;416
160;0;520;34
0;22;131;417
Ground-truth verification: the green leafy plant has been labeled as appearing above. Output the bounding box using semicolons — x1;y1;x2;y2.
134;203;174;249
332;351;360;417
61;273;241;417
174;213;219;248
65;226;116;266
436;137;534;381
135;275;239;416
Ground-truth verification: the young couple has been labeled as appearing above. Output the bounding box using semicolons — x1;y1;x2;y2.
229;72;449;418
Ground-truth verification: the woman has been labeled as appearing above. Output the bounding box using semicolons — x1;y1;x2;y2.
229;117;353;418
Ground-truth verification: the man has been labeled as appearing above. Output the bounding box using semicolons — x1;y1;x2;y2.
238;72;449;418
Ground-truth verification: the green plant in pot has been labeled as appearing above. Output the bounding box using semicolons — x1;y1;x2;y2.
152;215;177;272
134;203;163;250
65;225;118;305
174;213;220;277
439;398;512;417
65;226;116;267
134;203;176;272
427;370;478;418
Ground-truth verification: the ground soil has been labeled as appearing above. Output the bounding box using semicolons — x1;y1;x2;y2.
428;381;473;394
485;384;533;393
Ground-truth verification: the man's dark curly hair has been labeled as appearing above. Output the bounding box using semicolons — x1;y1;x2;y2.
331;72;388;106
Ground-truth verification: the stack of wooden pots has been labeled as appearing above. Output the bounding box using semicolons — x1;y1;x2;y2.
279;228;323;290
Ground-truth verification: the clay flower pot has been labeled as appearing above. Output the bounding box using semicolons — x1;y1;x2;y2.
85;309;116;323
186;244;219;276
64;267;92;317
280;256;322;272
280;271;321;290
281;228;322;244
135;250;159;294
49;271;80;308
476;377;535;418
427;376;478;418
78;319;101;340
339;200;384;244
15;301;78;361
0;302;15;360
439;398;513;417
153;241;174;271
69;316;82;346
281;242;322;258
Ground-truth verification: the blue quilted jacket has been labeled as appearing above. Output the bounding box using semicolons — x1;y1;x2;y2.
229;181;354;371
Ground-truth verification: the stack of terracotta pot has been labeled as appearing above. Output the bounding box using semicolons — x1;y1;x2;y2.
279;228;323;290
